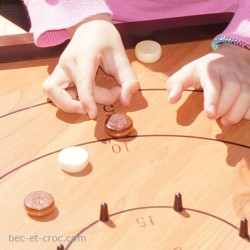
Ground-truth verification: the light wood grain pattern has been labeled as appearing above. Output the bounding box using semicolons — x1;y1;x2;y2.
0;36;250;250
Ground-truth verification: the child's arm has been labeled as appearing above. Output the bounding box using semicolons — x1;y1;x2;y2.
167;0;250;125
22;0;112;47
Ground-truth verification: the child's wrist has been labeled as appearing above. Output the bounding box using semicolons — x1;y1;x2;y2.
67;13;111;38
211;35;250;51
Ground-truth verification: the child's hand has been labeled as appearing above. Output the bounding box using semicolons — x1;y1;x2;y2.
167;44;250;125
42;14;139;119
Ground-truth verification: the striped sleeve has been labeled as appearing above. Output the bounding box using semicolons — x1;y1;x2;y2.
219;0;250;45
22;0;112;47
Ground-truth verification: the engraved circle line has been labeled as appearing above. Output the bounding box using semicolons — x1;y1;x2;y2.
65;205;248;249
0;89;202;119
0;134;249;181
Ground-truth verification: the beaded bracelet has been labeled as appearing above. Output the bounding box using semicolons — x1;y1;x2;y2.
211;35;250;51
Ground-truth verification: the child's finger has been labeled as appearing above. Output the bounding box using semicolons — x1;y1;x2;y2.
113;59;140;106
216;74;240;119
76;55;98;119
220;86;250;125
166;64;196;104
42;66;85;114
199;67;221;118
94;85;121;105
244;106;250;120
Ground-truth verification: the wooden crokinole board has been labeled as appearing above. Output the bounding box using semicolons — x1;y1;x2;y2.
1;14;250;250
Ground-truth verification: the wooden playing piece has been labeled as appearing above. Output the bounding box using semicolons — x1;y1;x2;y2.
58;146;89;173
56;243;64;250
99;202;109;222
135;40;162;63
173;192;183;212
105;113;133;138
24;191;55;217
239;218;249;239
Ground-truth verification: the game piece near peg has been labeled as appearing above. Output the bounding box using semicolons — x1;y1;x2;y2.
57;243;64;250
173;192;184;212
135;40;162;63
99;202;109;222
105;113;133;138
239;218;249;239
24;191;55;217
58;146;89;173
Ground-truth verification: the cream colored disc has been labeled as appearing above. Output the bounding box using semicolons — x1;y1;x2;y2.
58;146;89;173
135;40;162;63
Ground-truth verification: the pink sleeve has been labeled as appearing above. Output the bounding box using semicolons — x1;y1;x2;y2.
219;0;250;44
22;0;112;47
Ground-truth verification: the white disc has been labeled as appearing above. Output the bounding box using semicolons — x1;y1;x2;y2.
135;40;162;63
58;146;89;173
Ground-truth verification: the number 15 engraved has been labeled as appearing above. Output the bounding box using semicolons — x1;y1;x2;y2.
136;216;154;227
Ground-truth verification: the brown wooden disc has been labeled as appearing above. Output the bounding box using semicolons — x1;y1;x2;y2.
105;113;133;138
24;191;55;217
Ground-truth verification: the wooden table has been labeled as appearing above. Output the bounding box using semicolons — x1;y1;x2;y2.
0;11;250;250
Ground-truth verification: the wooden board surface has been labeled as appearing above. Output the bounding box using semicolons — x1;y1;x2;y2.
0;16;250;250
